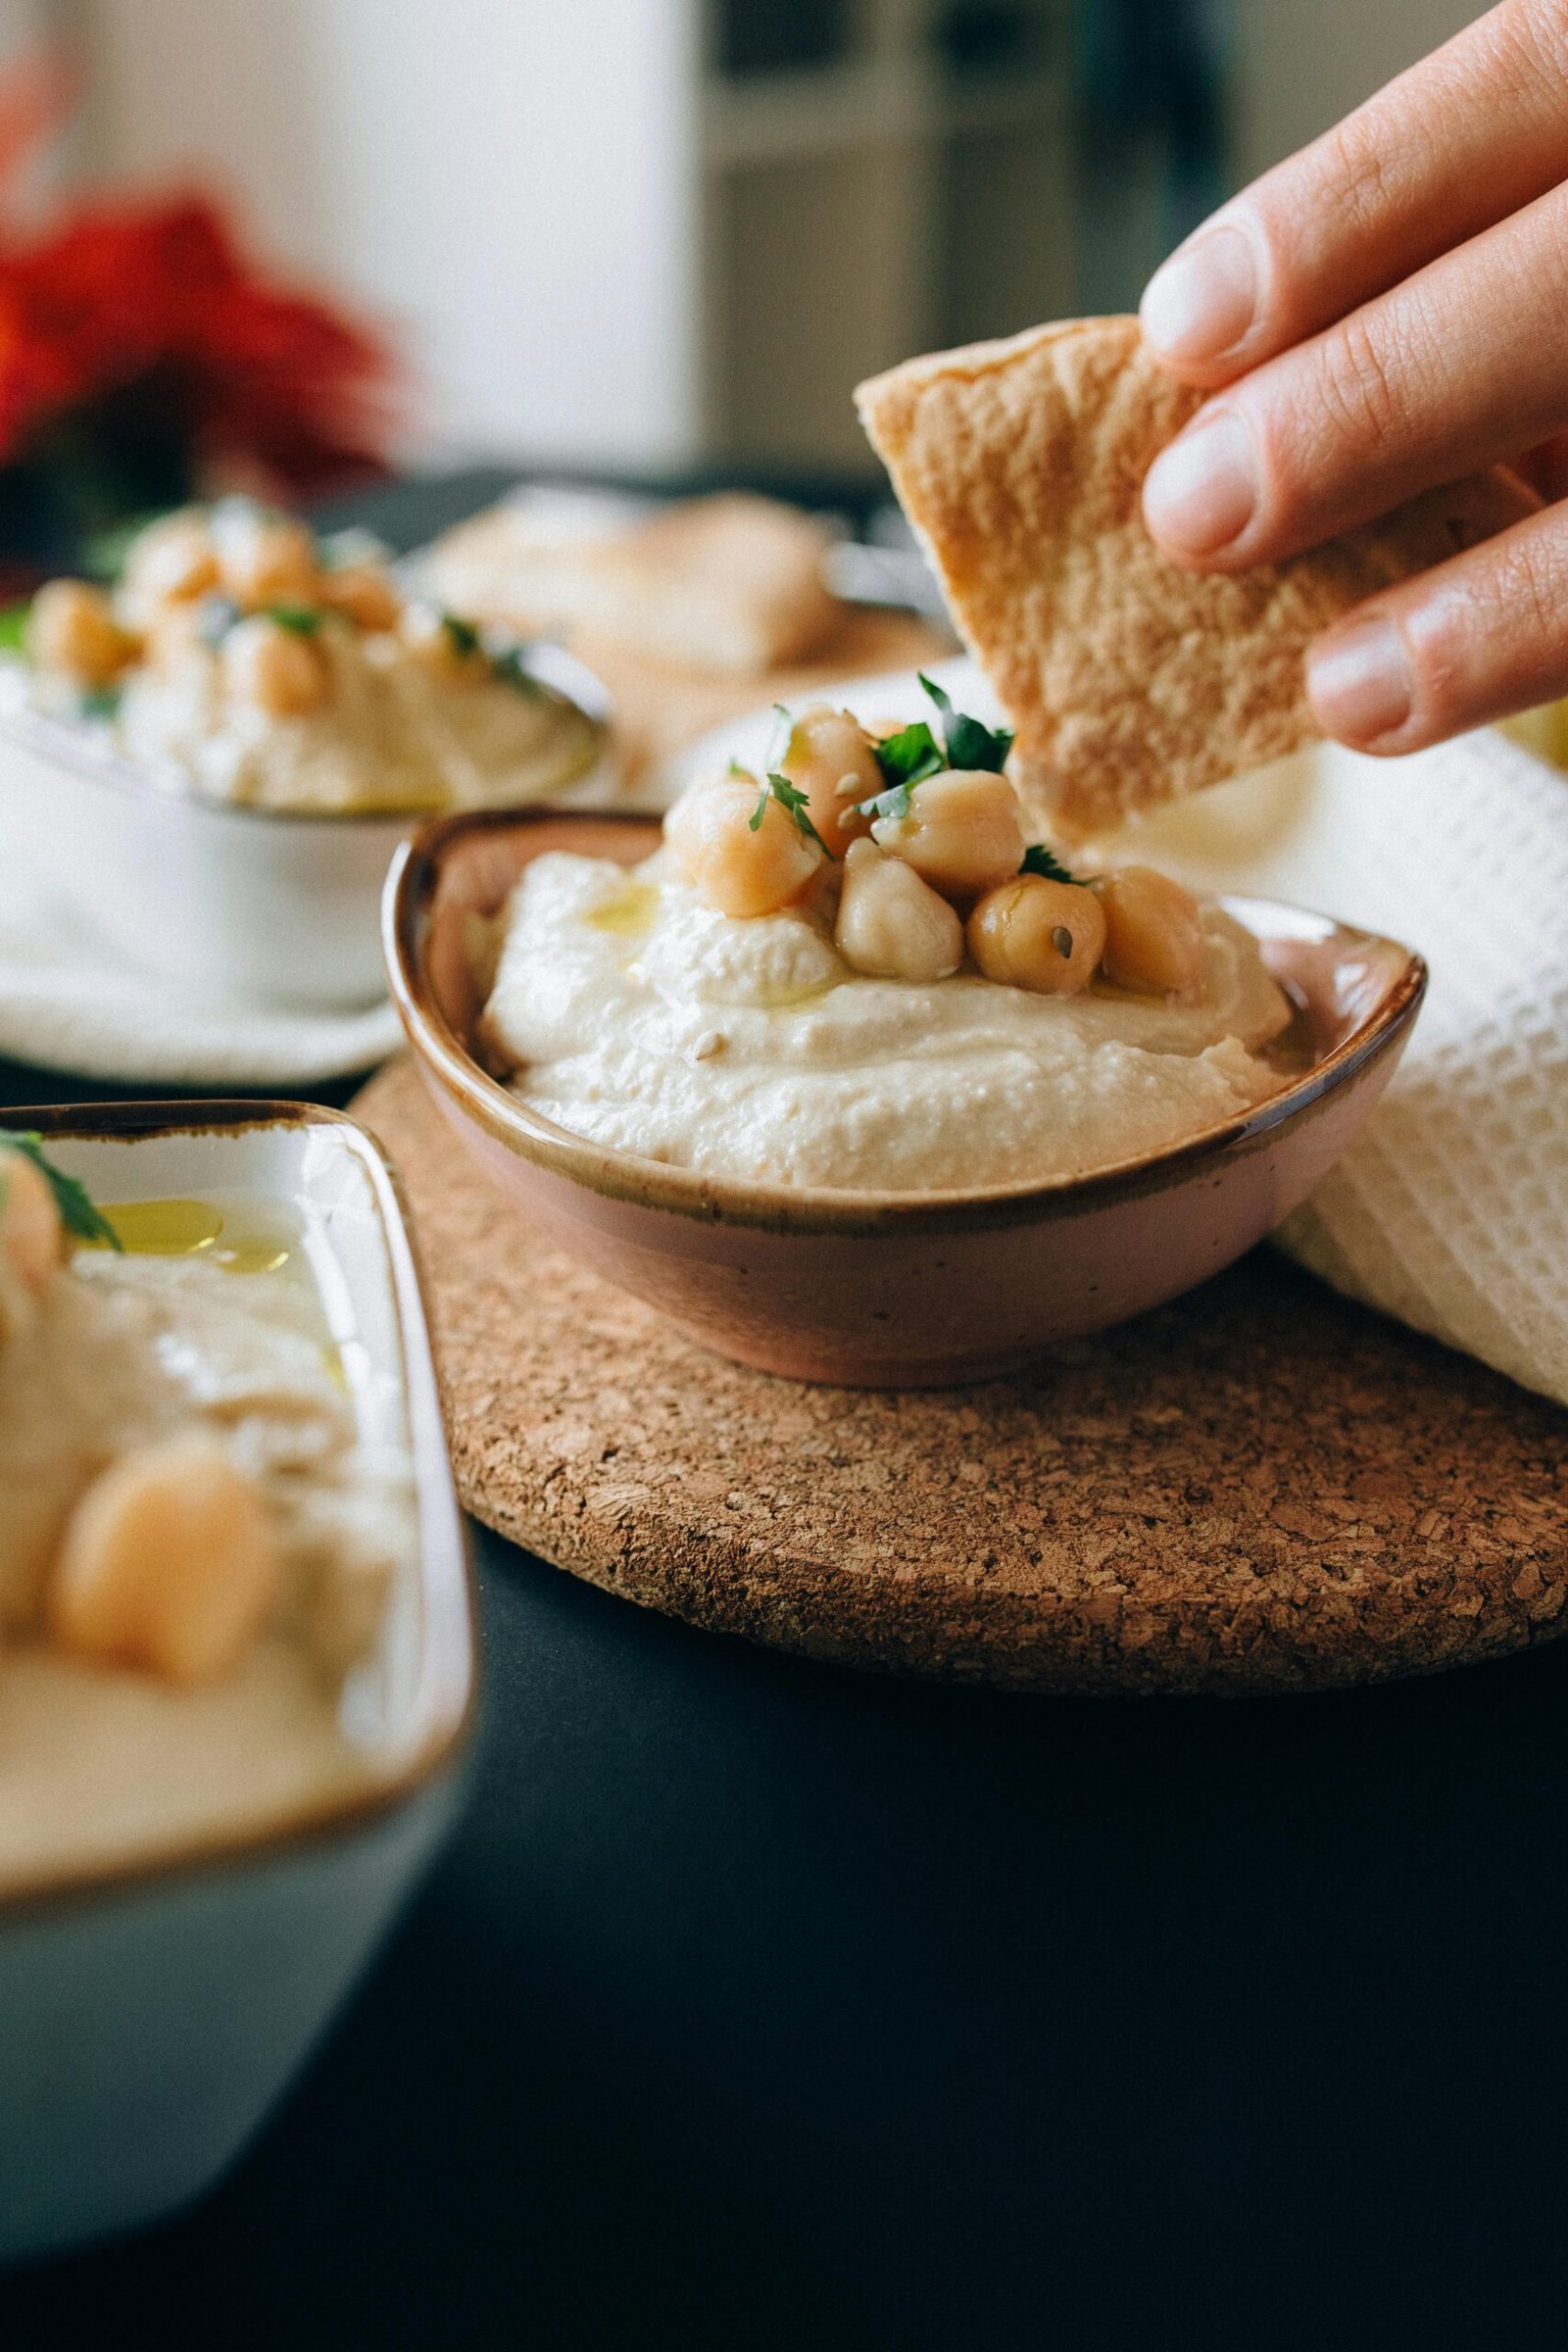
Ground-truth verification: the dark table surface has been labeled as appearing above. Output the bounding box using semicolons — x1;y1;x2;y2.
3;476;1567;2351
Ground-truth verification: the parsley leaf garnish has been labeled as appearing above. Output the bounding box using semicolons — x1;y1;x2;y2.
0;1131;121;1250
443;612;481;659
0;599;30;655
268;603;322;635
869;719;945;792
751;772;832;856
918;671;1014;772
946;710;1015;771
856;684;1013;817
1020;845;1080;884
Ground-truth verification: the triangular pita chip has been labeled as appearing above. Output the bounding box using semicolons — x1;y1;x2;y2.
857;316;1536;840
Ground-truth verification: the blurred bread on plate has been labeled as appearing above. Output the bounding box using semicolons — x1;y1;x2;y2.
423;489;840;677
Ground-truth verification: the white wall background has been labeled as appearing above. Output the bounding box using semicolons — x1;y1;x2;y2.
0;2;1503;465
73;0;703;468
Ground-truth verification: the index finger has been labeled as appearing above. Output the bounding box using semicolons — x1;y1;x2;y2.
1140;0;1568;385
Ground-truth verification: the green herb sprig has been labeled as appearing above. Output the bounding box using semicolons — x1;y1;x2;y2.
1020;844;1080;884
917;671;1014;772
0;599;30;655
750;772;833;857
0;1131;121;1250
854;677;1016;822
267;603;323;636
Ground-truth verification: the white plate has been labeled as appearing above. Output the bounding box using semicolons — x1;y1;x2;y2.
0;641;616;1084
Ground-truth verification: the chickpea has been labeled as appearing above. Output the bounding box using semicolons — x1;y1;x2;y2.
870;769;1025;903
0;1148;63;1293
211;505;318;610
320;562;402;632
967;875;1106;997
51;1436;281;1685
221;613;330;718
401;602;487;681
144;601;211;678
835;837;962;982
27;580;136;688
778;703;879;856
122;512;219;613
1098;866;1206;996
664;772;823;918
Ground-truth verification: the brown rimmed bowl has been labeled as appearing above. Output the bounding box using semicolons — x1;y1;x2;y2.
384;808;1427;1388
0;1102;475;2267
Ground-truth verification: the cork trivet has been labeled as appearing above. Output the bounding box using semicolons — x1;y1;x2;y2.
357;1057;1568;1695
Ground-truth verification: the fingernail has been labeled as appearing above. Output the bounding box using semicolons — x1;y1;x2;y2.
1307;616;1414;744
1143;410;1257;559
1141;225;1257;365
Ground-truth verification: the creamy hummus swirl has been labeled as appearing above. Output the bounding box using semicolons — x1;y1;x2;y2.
483;850;1293;1191
114;622;597;813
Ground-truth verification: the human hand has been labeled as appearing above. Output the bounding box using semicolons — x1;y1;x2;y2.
1137;0;1568;756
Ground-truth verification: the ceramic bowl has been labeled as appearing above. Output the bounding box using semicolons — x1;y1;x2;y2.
385;808;1426;1387
0;1102;474;2269
0;643;610;1009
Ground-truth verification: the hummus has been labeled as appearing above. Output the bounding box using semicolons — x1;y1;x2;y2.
15;502;602;814
0;1200;416;1891
482;848;1294;1191
113;619;599;813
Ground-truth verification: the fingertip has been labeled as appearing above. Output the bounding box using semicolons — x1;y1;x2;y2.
1142;409;1259;564
1306;613;1415;748
1140;223;1259;376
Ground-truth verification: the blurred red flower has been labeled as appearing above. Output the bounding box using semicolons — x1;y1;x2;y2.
0;191;396;496
0;40;397;571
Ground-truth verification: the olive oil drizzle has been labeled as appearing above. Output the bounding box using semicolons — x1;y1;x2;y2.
585;880;660;939
91;1198;291;1275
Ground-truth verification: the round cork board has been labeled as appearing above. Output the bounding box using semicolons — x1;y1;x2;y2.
356;1057;1568;1695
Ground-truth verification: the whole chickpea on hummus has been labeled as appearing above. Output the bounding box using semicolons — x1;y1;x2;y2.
480;679;1295;1192
9;499;600;813
0;1135;416;1886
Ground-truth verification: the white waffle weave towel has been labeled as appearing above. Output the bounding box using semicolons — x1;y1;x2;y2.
1121;725;1568;1411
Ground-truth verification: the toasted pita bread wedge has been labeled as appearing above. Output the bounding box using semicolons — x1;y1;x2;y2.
857;316;1537;840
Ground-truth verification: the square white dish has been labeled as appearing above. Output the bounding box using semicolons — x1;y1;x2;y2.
0;1102;474;2268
